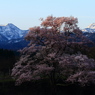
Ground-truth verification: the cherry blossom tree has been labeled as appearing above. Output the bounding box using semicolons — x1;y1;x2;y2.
11;16;95;94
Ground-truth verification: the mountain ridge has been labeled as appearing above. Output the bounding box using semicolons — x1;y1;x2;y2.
0;23;29;50
0;23;95;50
82;23;95;33
0;23;28;40
87;23;95;29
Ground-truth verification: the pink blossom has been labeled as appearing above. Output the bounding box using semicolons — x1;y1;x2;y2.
11;15;94;86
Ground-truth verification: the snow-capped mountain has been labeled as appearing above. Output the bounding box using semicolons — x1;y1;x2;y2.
0;23;29;50
0;23;28;40
82;23;95;33
87;23;95;29
82;23;95;45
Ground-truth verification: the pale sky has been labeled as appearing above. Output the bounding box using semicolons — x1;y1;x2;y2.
0;0;95;30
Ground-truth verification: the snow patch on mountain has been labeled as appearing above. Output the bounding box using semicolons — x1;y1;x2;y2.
87;23;95;29
0;23;28;40
0;23;29;50
82;23;95;33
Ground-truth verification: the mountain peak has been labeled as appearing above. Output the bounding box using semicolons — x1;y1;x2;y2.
7;23;14;26
87;23;95;29
0;23;28;40
82;23;95;33
6;23;19;29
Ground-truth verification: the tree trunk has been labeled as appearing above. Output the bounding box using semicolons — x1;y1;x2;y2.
50;71;57;95
51;81;56;95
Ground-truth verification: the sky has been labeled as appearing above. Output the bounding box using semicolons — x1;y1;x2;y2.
0;0;95;30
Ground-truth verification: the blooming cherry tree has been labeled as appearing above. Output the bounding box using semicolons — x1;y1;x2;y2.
11;16;95;88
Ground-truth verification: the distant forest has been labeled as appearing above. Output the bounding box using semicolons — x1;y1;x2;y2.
0;49;20;74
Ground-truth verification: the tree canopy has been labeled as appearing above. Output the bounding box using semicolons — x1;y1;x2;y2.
11;16;95;86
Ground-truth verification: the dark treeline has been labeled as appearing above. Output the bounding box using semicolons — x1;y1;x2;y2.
0;49;20;74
